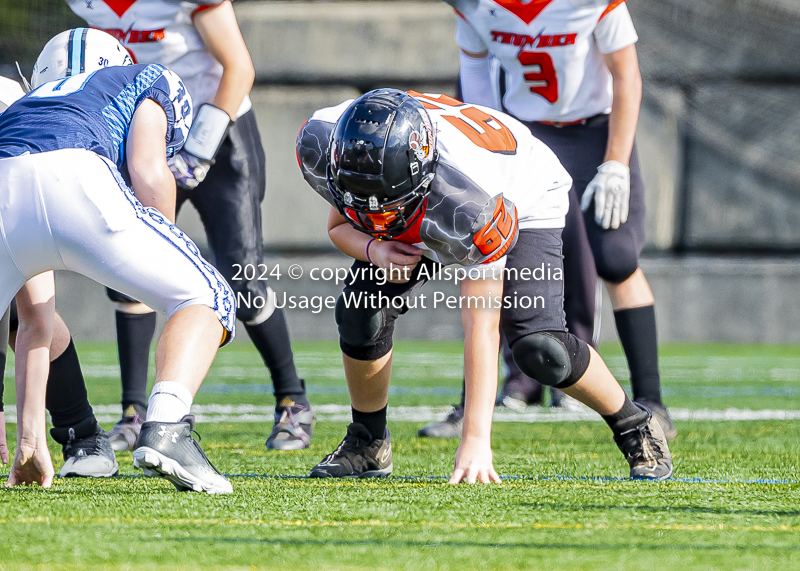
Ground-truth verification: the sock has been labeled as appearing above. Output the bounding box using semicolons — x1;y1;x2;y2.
614;305;662;404
602;395;644;434
116;310;157;415
147;381;193;423
352;406;387;440
244;307;309;408
46;339;96;428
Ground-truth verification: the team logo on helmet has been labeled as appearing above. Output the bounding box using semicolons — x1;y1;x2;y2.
408;128;430;162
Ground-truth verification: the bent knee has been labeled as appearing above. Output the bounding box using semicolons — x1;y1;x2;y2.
335;294;384;348
595;252;638;284
511;331;590;388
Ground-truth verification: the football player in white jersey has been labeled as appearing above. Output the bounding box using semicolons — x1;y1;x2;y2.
2;29;236;492
65;0;315;451
426;0;676;440
297;89;672;482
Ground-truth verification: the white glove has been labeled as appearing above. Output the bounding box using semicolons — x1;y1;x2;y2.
580;160;630;230
168;151;211;190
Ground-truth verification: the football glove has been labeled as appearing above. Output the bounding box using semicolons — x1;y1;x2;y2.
580;160;630;230
169;151;211;190
170;103;233;190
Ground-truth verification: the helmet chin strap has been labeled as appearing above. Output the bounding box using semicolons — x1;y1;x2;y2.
15;62;32;93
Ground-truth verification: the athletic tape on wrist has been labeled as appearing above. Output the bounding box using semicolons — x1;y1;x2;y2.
183;104;233;161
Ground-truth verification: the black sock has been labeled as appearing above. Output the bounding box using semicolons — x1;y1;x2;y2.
614;305;662;404
244;307;309;408
352;406;387;440
602;395;644;434
46;339;96;428
116;311;156;416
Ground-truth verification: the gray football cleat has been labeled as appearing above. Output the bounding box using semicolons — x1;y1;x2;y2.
635;398;677;441
417;405;463;438
309;423;392;478
107;413;144;452
613;405;673;480
266;401;316;451
133;415;232;494
51;419;119;478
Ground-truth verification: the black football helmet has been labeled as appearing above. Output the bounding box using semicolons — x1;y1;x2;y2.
327;89;439;238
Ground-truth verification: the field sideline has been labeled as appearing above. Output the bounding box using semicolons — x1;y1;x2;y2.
1;340;800;570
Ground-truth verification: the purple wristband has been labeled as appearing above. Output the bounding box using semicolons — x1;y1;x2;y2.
366;238;377;265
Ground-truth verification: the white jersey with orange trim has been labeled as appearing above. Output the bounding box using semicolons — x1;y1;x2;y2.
297;92;571;266
453;0;638;122
65;0;251;117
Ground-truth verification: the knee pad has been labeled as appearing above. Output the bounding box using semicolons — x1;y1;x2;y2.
594;249;639;284
511;330;590;389
239;286;275;324
335;293;393;360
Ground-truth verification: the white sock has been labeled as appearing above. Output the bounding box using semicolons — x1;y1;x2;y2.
147;381;193;423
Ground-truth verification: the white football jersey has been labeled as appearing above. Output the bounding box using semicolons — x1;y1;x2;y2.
65;0;251;117
455;0;638;122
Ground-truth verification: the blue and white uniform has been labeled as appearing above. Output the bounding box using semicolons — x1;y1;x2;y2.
0;64;236;341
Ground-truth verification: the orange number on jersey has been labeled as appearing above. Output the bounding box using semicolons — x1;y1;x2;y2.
517;51;559;104
407;91;518;154
474;199;516;259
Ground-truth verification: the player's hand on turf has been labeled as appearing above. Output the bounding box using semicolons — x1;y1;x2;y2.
6;436;54;488
371;241;423;283
449;436;501;484
0;412;8;464
168;150;212;190
581;160;630;230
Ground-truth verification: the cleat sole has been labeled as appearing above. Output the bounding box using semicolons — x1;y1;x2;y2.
133;447;232;494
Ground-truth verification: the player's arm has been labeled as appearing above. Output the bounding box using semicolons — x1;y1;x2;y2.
581;44;641;229
127;98;177;222
194;1;255;120
6;273;56;488
450;273;502;484
327;208;422;282
603;44;641;167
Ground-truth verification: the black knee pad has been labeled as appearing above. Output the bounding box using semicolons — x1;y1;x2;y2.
335;293;393;361
594;249;639;284
106;287;140;304
511;331;591;389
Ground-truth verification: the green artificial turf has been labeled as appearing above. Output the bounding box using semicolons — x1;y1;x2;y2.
1;341;800;570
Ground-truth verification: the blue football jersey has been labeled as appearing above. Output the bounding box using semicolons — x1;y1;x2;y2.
0;63;191;167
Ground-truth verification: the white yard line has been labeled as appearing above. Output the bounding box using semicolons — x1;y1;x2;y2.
5;405;800;424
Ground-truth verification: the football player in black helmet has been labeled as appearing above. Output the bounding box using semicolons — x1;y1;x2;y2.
297;88;673;483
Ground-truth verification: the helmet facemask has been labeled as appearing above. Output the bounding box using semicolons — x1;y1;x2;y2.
327;89;438;239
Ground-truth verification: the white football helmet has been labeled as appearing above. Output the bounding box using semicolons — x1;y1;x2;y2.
31;28;133;89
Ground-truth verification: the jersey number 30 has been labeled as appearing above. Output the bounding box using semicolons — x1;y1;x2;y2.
408;91;517;154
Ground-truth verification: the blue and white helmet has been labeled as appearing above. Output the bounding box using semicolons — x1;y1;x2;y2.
31;28;133;89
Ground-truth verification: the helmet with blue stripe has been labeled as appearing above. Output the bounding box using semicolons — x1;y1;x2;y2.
31;28;133;89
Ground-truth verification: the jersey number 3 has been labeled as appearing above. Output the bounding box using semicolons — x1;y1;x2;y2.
408;91;517;154
517;51;559;104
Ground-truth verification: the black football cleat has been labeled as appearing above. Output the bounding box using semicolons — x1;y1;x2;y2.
635;398;677;441
133;415;232;494
310;422;392;478
613;404;673;480
417;405;463;438
52;419;119;478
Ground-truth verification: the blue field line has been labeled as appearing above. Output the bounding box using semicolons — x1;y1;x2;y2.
221;473;800;485
2;473;797;485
